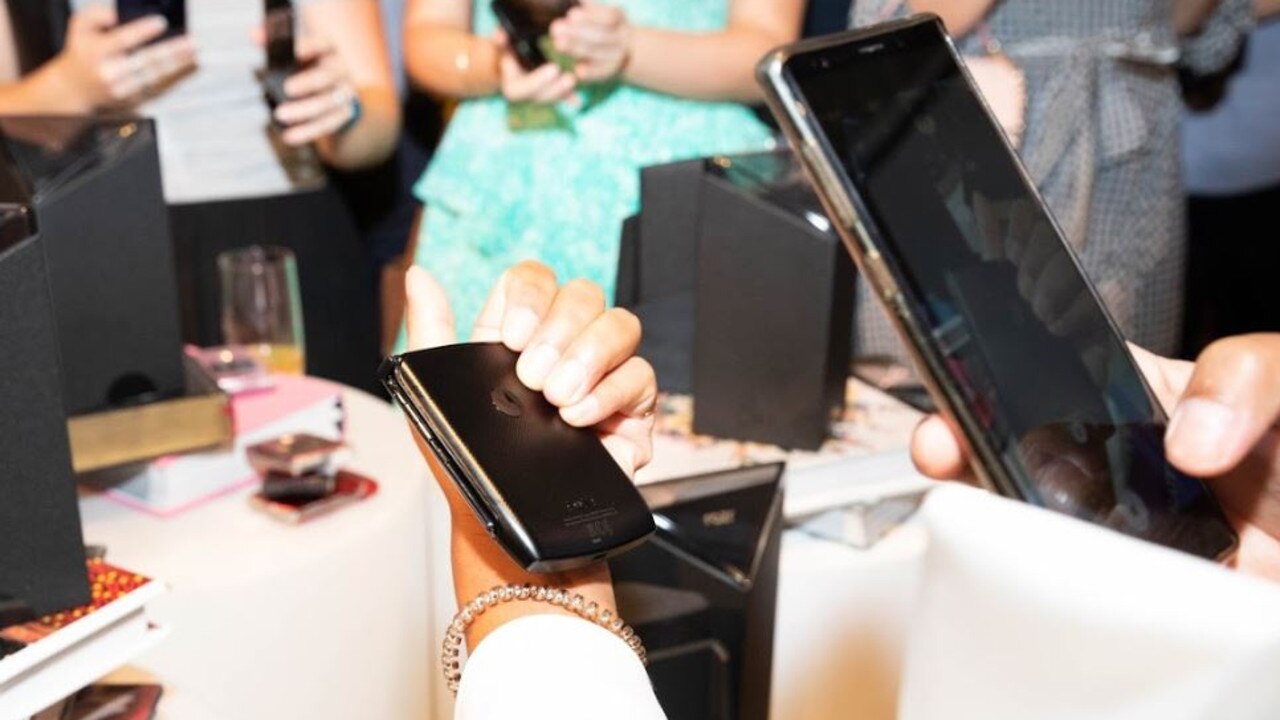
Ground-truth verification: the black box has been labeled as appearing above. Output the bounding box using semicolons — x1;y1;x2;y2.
617;161;706;394
0;116;186;415
0;205;90;617
611;463;784;720
693;152;854;450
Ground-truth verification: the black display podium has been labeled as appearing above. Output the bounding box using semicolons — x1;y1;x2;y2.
0;116;186;415
611;463;785;720
0;204;90;617
617;150;854;449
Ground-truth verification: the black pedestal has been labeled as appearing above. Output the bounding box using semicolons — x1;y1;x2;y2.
610;463;784;720
0;116;185;415
0;207;90;616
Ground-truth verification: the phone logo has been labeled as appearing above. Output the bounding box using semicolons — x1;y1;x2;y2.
491;386;523;418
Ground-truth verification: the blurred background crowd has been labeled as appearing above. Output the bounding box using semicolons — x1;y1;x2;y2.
2;0;1275;386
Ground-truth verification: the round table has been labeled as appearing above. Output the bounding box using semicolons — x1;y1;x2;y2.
79;382;456;720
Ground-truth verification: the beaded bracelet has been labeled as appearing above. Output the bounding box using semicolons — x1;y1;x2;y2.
442;583;647;695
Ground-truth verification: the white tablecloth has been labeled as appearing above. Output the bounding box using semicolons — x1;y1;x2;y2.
79;383;455;720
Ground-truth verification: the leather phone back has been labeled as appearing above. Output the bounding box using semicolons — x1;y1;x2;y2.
384;343;654;571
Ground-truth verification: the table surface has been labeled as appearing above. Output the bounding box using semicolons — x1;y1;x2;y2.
76;380;926;720
78;381;455;720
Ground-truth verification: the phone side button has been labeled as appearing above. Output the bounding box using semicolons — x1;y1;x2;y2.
801;145;859;230
865;250;903;304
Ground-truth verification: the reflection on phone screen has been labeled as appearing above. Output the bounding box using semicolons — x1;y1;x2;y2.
783;22;1236;558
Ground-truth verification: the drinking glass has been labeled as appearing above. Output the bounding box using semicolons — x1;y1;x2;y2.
218;245;306;375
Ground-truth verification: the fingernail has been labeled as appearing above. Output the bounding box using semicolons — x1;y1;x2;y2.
516;343;559;389
561;395;600;425
545;358;587;404
1166;397;1239;470
502;308;539;349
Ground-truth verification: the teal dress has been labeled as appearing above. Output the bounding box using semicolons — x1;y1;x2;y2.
412;0;777;333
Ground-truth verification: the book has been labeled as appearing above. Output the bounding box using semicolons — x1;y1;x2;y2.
80;374;345;517
636;376;934;521
0;559;166;720
67;356;233;474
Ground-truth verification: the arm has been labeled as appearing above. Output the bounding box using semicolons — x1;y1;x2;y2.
906;0;1000;38
1258;0;1280;17
617;0;804;101
404;0;501;98
0;60;95;114
288;0;400;170
1175;0;1226;34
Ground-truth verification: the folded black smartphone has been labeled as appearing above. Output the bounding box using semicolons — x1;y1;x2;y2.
491;0;578;70
381;343;654;572
116;0;186;40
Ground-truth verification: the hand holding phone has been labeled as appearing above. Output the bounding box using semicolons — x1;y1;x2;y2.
491;0;578;71
381;342;654;573
756;17;1237;560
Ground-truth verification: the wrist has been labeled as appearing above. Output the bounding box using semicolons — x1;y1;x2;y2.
450;512;616;649
457;35;501;97
38;56;97;114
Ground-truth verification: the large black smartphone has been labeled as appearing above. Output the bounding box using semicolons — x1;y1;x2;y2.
491;0;577;70
757;17;1238;560
381;343;655;572
116;0;186;40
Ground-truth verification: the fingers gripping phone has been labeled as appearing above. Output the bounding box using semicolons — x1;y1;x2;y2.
491;0;578;70
757;16;1238;560
381;343;654;572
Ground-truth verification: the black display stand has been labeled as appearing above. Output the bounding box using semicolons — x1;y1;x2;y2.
0;116;186;415
618;150;854;449
0;205;90;617
610;463;785;720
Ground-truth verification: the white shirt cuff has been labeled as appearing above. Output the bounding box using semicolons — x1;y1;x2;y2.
455;613;666;719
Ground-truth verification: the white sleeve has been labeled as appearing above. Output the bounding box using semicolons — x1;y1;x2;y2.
455;614;667;720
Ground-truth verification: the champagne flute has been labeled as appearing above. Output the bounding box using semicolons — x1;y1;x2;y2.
218;245;306;375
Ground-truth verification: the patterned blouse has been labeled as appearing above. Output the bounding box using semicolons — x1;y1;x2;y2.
849;0;1253;358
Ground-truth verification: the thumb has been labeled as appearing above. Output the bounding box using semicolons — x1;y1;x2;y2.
404;266;457;351
1165;334;1280;477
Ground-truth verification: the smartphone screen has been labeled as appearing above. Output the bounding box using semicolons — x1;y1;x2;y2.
773;19;1237;559
116;0;186;38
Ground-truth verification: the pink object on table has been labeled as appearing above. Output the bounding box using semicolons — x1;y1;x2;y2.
93;374;346;518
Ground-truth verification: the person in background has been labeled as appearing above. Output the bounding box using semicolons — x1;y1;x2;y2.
848;0;1255;362
64;0;400;393
0;2;194;114
1180;1;1280;357
401;262;1280;717
330;0;442;354
401;0;803;335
